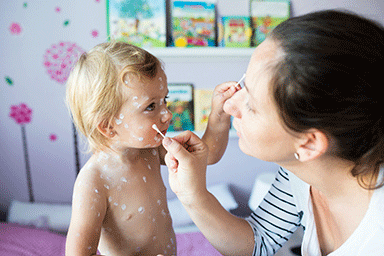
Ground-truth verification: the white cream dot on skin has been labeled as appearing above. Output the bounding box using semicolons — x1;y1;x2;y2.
121;204;126;210
121;177;127;182
119;113;124;119
152;149;157;155
157;200;161;205
143;176;147;182
95;189;99;193
148;164;151;170
138;137;144;141
124;123;129;129
114;202;118;206
159;77;162;81
104;184;109;190
108;196;112;202
115;118;122;125
133;96;138;101
138;206;145;213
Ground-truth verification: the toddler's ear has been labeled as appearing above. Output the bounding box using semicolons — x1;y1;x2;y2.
97;120;115;138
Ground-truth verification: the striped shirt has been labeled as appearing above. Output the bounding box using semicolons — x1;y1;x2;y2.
246;168;302;255
246;167;384;256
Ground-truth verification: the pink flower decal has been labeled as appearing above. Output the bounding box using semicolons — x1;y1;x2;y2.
91;29;99;38
43;42;84;84
49;133;58;141
10;103;34;201
10;22;22;35
9;103;32;125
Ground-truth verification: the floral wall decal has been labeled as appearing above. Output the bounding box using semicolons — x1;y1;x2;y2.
9;103;34;202
43;42;84;84
9;22;22;35
5;76;14;86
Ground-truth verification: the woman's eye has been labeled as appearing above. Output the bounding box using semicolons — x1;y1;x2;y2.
145;103;156;111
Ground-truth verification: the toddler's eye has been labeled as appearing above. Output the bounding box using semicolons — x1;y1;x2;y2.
164;96;169;105
145;103;156;111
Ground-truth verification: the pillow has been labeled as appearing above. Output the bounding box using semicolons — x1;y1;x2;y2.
7;200;72;232
168;183;238;227
248;171;276;211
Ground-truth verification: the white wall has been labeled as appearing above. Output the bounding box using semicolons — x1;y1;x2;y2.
1;0;383;218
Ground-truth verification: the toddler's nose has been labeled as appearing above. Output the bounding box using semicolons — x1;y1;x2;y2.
161;107;172;123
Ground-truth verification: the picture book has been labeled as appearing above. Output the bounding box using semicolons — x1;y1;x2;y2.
221;16;252;47
167;83;194;132
250;0;290;46
171;1;216;47
107;0;166;48
194;89;213;131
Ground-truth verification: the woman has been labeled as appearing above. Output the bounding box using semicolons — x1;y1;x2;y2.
162;10;384;256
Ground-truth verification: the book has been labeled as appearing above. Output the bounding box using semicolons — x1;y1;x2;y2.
250;0;290;46
171;1;216;47
107;0;166;48
221;16;252;47
194;89;213;131
167;83;194;132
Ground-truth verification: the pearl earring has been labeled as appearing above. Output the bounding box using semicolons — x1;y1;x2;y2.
294;153;300;160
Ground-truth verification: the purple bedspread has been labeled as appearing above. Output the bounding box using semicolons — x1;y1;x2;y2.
0;223;222;255
0;223;66;255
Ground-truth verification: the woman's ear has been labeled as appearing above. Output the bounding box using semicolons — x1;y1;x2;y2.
97;120;115;138
296;130;328;162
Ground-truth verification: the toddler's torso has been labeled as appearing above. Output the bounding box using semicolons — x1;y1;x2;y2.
95;149;176;256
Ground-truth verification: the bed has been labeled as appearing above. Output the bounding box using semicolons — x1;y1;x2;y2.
0;222;222;256
0;183;238;256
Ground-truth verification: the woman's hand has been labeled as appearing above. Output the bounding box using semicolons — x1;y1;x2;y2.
162;131;209;206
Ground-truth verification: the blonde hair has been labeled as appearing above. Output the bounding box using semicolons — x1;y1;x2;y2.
66;41;161;153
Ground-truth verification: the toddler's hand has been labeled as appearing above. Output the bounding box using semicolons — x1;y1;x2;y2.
211;81;241;120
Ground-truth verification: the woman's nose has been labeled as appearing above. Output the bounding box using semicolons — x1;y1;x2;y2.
223;93;242;119
161;107;172;123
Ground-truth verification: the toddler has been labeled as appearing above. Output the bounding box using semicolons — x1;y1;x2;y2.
65;41;236;256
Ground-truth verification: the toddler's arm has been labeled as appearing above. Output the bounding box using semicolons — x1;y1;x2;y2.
203;81;240;164
65;168;107;256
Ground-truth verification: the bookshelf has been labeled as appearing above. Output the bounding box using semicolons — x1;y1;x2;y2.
145;47;255;63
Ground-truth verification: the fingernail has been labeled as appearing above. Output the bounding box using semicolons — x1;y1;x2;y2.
163;137;172;146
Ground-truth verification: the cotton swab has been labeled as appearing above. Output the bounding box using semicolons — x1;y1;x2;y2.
152;124;165;138
235;73;246;88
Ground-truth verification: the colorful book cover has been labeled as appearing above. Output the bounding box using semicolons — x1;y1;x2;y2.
107;0;166;48
194;89;213;131
167;83;194;132
171;1;216;47
250;0;290;46
221;16;252;47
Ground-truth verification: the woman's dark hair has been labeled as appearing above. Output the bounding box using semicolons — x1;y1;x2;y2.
269;10;384;189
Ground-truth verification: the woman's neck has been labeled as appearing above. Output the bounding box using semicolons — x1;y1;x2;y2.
281;155;373;201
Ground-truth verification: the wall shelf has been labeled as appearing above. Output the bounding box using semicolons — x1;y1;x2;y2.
145;47;255;63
